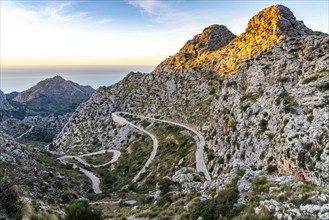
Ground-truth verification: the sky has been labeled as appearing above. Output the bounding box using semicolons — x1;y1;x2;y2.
1;0;328;68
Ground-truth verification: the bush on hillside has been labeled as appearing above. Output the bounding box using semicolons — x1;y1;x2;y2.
65;200;102;220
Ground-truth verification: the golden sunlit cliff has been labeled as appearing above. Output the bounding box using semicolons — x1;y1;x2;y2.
154;5;316;75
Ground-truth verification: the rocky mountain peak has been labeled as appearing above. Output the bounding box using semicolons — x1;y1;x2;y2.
14;76;94;103
153;24;236;73
154;5;319;75
246;5;313;39
51;75;66;83
12;76;94;116
179;24;236;56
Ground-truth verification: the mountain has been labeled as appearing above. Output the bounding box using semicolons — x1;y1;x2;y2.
12;75;94;116
1;5;329;219
0;76;94;146
47;5;329;219
153;24;236;73
154;5;317;75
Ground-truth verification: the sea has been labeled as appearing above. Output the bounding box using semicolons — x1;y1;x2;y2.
0;65;155;94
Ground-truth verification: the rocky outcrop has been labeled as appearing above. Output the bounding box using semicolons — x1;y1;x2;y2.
0;90;13;122
0;131;27;164
0;90;13;111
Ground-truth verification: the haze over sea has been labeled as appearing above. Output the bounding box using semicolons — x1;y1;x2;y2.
0;65;154;94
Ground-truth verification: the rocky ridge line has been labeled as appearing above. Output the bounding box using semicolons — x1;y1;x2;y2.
154;5;318;75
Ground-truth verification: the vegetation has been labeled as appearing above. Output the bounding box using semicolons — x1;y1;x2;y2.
240;92;261;103
317;82;329;92
275;91;297;112
83;152;113;165
259;119;268;132
277;76;290;83
145;122;196;178
302;75;320;84
189;187;239;219
65;200;102;220
97;134;153;192
0;162;23;220
266;164;277;174
187;170;247;219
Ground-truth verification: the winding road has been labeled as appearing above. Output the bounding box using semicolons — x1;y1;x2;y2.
58;150;121;194
112;113;158;182
58;111;211;194
16;126;34;140
112;112;211;182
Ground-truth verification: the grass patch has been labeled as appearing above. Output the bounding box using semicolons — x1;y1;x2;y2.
83;152;114;165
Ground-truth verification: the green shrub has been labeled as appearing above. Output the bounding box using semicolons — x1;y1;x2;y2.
307;115;314;123
158;178;174;195
317;82;329;91
0;185;22;220
209;87;216;95
225;116;235;127
0;163;23;220
189;187;239;220
275;92;297;112
297;151;306;169
259;119;268;132
278;77;289;83
65;200;102;220
266;165;277;174
304;142;313;151
302;75;320;84
217;157;224;165
252;176;274;194
240;93;260;103
157;194;173;207
260;151;265;160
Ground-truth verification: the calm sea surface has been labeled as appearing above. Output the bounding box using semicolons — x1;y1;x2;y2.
0;65;155;93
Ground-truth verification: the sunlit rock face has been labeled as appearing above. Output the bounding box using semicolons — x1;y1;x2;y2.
153;24;236;73
154;5;317;76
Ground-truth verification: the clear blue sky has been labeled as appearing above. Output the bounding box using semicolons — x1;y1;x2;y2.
1;0;328;66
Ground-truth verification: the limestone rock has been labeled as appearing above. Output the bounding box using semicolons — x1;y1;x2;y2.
154;25;236;73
